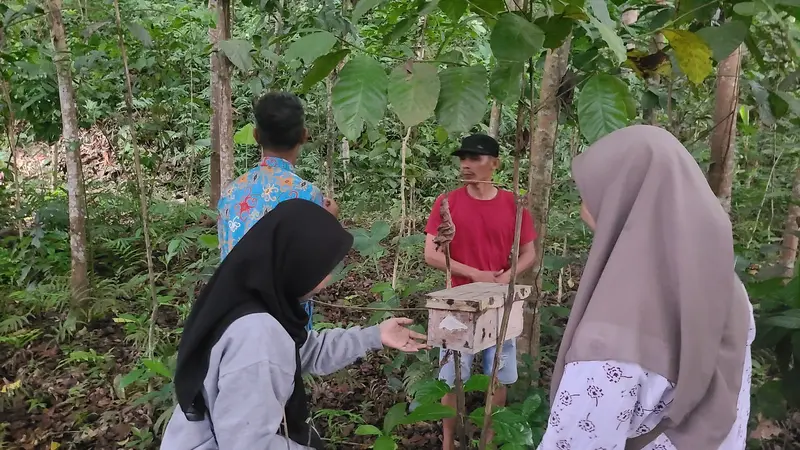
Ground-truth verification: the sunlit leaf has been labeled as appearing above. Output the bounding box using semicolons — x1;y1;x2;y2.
662;29;713;84
302;49;350;92
374;435;397;450
142;359;172;379
284;31;338;64
219;39;254;72
589;17;627;65
388;62;440;127
464;374;490;392
577;74;632;143
696;21;748;62
587;0;613;28
435;66;488;133
332;56;388;140
490;13;544;62
234;123;257;145
354;424;382;436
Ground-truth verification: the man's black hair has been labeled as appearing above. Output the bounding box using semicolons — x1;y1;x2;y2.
253;91;305;152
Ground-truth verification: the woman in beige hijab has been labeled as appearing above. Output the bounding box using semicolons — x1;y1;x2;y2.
538;125;755;450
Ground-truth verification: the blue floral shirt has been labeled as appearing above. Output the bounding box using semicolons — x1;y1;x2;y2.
217;156;324;329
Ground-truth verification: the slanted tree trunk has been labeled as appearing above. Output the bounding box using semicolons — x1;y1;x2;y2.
46;0;90;312
779;166;800;278
518;37;571;361
707;45;743;214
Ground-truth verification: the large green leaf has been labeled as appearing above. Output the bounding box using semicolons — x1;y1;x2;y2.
284;31;338;64
352;0;384;22
412;379;451;404
663;29;713;84
388;62;440;127
577;74;632;143
382;402;408;434
402;403;457;424
440;0;468;21
234;123;257;145
332;56;388;140
588;0;614;28
374;436;397;450
490;13;545;62
469;0;507;25
696;21;748;62
490;61;524;105
301;49;350;92
435;66;488;133
355;424;382;436
534;15;574;49
464;374;490;392
127;22;153;47
219;39;254;72
589;17;627;65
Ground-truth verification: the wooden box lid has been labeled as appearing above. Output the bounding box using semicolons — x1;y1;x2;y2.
425;282;533;312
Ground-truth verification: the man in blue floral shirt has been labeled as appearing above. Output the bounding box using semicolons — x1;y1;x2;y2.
217;92;338;330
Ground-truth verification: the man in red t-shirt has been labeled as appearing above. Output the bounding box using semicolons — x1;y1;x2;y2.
424;133;537;450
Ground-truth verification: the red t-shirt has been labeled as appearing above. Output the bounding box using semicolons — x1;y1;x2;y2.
425;187;537;287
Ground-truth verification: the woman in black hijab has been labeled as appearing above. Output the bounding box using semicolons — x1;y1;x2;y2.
161;199;428;449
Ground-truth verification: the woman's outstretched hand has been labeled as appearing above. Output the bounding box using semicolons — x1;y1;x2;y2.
379;318;429;352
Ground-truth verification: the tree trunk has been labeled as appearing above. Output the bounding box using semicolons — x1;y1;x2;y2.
208;0;221;208
46;0;90;311
489;101;501;138
707;45;743;214
0;79;22;237
518;37;571;361
216;0;234;190
643;0;666;125
779;166;800;278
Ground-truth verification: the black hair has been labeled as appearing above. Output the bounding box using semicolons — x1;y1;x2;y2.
253;91;305;152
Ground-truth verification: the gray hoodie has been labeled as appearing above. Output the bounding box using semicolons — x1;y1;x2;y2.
160;313;383;449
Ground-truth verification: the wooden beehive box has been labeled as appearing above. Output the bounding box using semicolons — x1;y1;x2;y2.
426;282;532;354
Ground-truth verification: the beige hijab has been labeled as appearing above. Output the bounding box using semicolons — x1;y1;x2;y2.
551;125;751;449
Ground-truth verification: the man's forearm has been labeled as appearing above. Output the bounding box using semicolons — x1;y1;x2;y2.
426;251;476;280
511;249;537;275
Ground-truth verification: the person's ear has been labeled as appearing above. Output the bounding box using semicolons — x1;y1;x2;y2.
300;128;309;145
252;127;259;144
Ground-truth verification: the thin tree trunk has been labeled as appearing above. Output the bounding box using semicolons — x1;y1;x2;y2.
46;0;90;313
643;0;666;125
217;0;234;189
113;0;160;357
707;45;743;214
489;101;501;138
208;0;221;209
0;79;22;237
325;75;336;198
779;166;800;278
518;37;571;362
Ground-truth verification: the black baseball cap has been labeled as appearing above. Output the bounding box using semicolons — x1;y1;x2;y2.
452;133;500;158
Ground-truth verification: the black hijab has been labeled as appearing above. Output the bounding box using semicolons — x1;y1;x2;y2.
174;199;353;449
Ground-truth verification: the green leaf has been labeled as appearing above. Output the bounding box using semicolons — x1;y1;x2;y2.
234;123;257;145
469;0;506;25
355;424;382;436
521;393;542;419
577;74;632;143
374;435;397;450
402;403;457;424
382;402;408;434
490;13;544;62
332;56;388;140
284;31;338;64
676;0;717;23
588;0;613;28
389;62;440;127
384;16;417;45
198;234;219;249
490;61;524;105
219;39;254;72
768;91;790;119
142;359;172;379
534;15;574;49
435;66;488;133
776;91;800;116
126;22;153;47
302;49;350;92
353;0;384;22
120;368;147;389
696;21;748;62
464;374;490;392
412;379;451;404
590;17;627;65
440;0;468;21
733;2;756;16
765;314;800;329
662;29;713;84
372;220;391;240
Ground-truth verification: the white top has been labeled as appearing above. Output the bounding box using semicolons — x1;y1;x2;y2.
538;302;755;450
